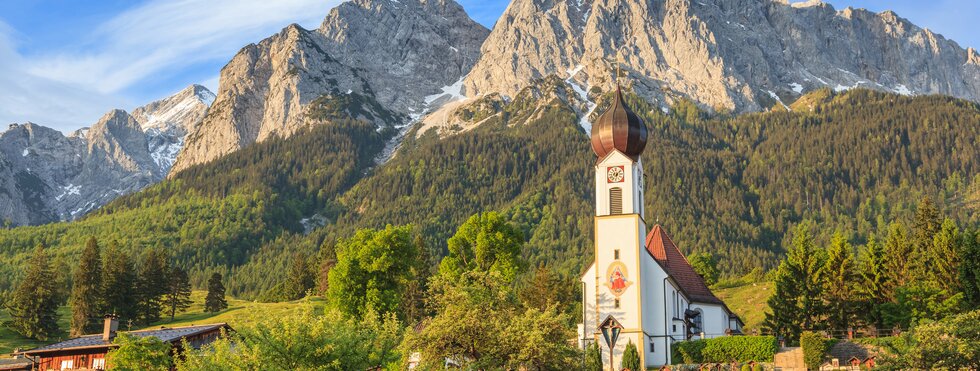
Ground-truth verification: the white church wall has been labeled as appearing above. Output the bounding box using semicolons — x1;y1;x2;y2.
639;253;671;366
689;303;730;339
594;151;640;216
580;262;598;349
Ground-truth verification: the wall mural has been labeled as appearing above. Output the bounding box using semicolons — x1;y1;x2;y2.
605;261;632;297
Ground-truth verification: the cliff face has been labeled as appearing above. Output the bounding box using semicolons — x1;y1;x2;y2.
170;0;490;174
463;0;980;112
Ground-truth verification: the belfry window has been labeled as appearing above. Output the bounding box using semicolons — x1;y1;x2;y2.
610;187;623;214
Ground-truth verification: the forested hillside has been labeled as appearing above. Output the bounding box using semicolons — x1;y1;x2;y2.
0;88;976;299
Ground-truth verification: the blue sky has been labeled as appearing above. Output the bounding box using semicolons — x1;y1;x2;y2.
0;0;977;132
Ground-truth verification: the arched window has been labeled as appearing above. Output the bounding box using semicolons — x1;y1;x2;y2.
609;187;623;214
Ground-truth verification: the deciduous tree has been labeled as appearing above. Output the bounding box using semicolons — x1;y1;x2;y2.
328;225;418;320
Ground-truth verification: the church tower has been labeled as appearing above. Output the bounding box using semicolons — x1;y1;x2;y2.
587;87;653;368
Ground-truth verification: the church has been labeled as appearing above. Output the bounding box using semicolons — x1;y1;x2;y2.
578;87;742;368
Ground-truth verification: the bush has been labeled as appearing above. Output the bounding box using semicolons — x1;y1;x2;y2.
800;331;827;370
671;339;706;364
621;340;640;371
702;336;779;362
671;336;777;364
585;342;602;371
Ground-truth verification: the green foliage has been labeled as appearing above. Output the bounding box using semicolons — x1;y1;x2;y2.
880;283;964;328
70;237;102;336
621;340;640;371
163;267;192;322
177;307;402;371
284;252;315;301
856;236;889;328
688;252;720;286
586;342;602;371
764;224;825;344
823;233;858;331
876;310;980;370
439;212;524;283
800;331;827;370
518;264;576;313
107;333;172;371
101;242;137;322
4;245;59;340
327;225;418;320
204;273;227;313
960;229;980;307
671;339;706;364
136;248;169;324
671;336;777;364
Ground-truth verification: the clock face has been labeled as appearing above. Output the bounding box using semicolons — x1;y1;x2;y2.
607;166;625;183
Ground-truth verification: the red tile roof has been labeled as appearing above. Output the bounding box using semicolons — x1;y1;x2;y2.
645;225;723;305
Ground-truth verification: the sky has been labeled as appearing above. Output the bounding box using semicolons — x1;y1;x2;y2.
0;0;977;132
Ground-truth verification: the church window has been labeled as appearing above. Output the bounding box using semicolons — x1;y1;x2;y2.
610;188;623;214
649;336;655;352
614;249;620;260
614;299;620;309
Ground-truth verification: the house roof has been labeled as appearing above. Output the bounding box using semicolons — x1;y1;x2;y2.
20;323;230;355
644;225;724;305
0;358;31;370
827;341;879;362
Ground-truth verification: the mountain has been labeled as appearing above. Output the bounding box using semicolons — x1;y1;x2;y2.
462;0;980;113
0;85;212;226
2;89;976;299
169;0;490;174
133;84;215;173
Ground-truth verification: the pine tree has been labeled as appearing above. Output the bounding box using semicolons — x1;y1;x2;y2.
101;241;137;323
5;245;60;340
959;229;980;308
204;273;227;313
764;224;826;344
136;248;169;325
883;223;912;288
163;266;192;321
70;237;103;336
621;340;640;371
910;197;941;282
284;252;314;300
928;219;961;293
857;236;890;329
823;233;858;332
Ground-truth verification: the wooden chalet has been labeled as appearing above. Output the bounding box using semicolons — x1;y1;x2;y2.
16;316;230;370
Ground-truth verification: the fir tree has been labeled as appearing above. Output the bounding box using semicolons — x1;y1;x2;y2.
101;241;137;323
764;224;826;344
823;233;858;332
284;252;314;300
5;245;60;340
136;248;169;325
163;266;192;321
910;197;942;282
883;223;912;289
621;340;640;371
70;237;103;336
204;273;227;313
928;219;962;293
959;229;980;308
857;236;890;329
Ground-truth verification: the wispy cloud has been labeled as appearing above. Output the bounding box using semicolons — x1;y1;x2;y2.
1;0;340;132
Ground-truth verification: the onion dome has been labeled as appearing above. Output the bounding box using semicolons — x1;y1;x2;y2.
590;87;648;160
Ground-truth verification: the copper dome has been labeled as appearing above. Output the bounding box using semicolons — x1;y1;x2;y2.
590;87;648;160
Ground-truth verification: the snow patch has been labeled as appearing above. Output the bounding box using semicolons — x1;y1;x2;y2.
565;65;596;133
767;90;789;109
55;184;81;202
789;83;804;94
22;149;28;157
196;89;216;106
894;84;913;96
424;77;466;106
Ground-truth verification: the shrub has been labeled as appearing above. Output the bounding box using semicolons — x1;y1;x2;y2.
702;336;779;362
671;339;706;364
671;336;777;364
800;331;827;370
621;340;640;371
586;342;602;371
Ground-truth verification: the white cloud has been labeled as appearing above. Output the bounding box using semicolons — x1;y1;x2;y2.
0;0;341;132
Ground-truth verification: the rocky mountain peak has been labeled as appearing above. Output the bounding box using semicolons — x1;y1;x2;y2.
170;0;489;175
